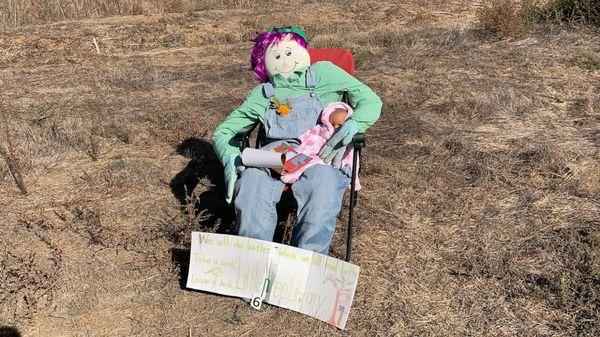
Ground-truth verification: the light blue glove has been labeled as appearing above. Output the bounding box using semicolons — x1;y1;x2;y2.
318;120;359;167
223;153;245;204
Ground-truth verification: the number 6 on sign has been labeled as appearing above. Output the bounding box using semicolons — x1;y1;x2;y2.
250;296;263;310
250;278;271;311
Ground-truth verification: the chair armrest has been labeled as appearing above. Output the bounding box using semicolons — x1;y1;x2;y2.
234;123;259;142
352;133;365;149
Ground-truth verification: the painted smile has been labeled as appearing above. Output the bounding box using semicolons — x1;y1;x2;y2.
276;61;299;74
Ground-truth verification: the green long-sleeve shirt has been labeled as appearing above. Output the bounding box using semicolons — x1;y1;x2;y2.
211;61;382;163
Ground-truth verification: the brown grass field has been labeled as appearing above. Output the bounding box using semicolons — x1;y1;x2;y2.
1;1;599;336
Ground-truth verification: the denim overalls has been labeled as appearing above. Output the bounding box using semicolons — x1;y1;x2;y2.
234;66;350;254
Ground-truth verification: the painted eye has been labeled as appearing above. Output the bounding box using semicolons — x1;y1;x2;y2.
285;50;292;56
275;53;281;59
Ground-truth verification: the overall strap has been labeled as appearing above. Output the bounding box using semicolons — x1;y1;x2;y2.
305;65;316;89
262;82;275;98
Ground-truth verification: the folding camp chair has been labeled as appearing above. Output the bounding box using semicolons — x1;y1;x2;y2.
234;48;366;262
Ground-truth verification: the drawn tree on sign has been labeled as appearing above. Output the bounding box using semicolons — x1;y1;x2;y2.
325;275;354;327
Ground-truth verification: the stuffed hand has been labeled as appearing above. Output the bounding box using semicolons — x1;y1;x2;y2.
223;153;245;204
318;120;359;167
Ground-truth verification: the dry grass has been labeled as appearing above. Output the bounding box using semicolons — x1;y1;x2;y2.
0;130;28;194
0;0;262;27
542;0;600;25
1;1;599;336
477;0;600;39
477;0;528;38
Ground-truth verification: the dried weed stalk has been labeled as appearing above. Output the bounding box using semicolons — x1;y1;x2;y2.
477;0;527;39
0;129;27;194
184;185;211;230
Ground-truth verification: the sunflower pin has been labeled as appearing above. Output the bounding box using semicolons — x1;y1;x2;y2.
270;97;292;117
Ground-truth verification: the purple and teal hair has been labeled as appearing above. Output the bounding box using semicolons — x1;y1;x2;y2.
251;28;309;83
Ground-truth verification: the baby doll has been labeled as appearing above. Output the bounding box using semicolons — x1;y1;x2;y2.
280;101;361;189
329;108;348;130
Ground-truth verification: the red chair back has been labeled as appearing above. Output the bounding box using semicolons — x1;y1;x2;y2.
308;48;355;76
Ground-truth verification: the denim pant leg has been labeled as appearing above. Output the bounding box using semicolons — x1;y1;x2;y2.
234;167;286;241
291;164;350;254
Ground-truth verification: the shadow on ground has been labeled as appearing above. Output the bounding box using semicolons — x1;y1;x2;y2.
170;136;298;239
0;327;21;337
169;137;236;234
171;247;191;289
169;137;298;288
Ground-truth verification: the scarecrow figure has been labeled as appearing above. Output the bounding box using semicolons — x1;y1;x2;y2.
212;26;382;254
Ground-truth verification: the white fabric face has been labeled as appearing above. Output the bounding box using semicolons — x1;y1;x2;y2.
264;35;311;79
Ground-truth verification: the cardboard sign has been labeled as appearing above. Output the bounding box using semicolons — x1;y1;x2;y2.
186;233;360;329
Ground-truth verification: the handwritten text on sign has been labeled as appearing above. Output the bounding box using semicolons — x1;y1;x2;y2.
186;233;360;329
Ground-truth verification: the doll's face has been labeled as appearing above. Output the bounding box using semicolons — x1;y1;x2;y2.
265;35;310;79
330;108;348;129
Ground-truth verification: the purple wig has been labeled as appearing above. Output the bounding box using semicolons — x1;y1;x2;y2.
251;31;309;83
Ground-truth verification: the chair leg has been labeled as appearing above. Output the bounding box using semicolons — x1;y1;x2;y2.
346;148;360;262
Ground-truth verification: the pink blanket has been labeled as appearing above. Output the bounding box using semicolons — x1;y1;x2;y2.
281;102;361;190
